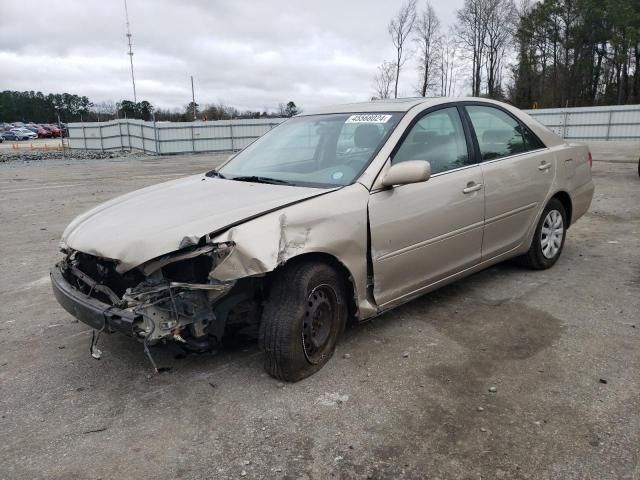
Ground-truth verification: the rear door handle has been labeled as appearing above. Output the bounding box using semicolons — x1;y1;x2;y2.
463;182;483;194
538;162;552;171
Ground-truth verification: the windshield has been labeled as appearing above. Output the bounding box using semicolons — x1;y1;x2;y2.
218;113;403;187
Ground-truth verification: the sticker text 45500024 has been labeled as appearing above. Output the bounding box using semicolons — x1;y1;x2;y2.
345;114;392;124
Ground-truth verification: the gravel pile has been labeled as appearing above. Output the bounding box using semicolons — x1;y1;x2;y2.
0;149;148;163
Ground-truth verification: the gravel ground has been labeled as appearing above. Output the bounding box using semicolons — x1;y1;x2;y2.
0;148;146;163
0;149;638;480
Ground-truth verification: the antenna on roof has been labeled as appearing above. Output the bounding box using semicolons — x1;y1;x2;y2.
124;0;137;103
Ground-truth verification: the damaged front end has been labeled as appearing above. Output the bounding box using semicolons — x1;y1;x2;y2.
51;241;261;354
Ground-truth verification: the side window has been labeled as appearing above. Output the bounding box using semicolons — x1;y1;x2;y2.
522;126;545;150
465;105;542;161
392;107;469;175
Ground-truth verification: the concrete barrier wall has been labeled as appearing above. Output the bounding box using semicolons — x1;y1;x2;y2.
524;104;640;141
67;118;285;154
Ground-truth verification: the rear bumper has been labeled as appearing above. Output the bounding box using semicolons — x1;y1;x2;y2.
50;265;141;335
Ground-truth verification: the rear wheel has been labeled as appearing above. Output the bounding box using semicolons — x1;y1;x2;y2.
259;261;347;382
518;198;567;270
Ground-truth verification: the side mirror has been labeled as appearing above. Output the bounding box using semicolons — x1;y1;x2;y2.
381;160;431;187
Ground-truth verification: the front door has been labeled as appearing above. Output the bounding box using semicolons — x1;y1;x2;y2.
368;106;485;308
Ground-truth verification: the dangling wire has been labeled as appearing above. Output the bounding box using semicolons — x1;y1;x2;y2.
90;329;102;359
89;308;108;360
167;286;181;322
139;311;160;373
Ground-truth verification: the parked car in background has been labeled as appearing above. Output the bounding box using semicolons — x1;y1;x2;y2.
2;130;30;141
51;97;594;381
36;126;52;138
19;128;38;139
11;127;37;139
43;124;61;137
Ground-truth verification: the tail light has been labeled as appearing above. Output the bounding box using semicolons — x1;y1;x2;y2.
587;151;592;168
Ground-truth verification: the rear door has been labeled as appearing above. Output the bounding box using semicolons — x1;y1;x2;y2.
368;105;485;307
462;104;553;259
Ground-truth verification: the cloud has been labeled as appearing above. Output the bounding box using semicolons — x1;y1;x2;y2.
0;0;464;112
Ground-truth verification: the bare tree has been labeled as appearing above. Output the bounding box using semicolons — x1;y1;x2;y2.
440;34;459;96
388;0;417;98
456;0;489;96
91;100;117;121
414;2;442;96
373;61;397;99
514;0;532;18
277;101;302;117
484;0;517;97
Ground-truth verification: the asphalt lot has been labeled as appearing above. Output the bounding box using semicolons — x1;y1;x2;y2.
0;147;639;479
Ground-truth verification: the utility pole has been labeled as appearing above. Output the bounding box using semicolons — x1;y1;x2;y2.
56;110;65;159
191;76;196;121
124;0;137;103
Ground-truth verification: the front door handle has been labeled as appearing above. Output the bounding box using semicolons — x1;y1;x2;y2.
463;182;483;194
538;162;552;171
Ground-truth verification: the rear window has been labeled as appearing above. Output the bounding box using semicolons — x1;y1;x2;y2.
465;105;544;161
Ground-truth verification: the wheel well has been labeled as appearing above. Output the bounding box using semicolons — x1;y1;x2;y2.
551;191;573;226
276;252;358;320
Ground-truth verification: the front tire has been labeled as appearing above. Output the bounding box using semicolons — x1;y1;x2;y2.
259;261;347;382
518;198;567;270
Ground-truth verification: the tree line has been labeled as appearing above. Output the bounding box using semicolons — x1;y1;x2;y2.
0;90;301;123
513;0;640;107
0;90;92;123
154;100;301;122
375;0;640;108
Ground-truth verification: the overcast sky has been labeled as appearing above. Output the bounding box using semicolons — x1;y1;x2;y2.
0;0;465;112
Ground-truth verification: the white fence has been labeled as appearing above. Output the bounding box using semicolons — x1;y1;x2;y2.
524;104;640;141
67;118;285;154
67;104;640;155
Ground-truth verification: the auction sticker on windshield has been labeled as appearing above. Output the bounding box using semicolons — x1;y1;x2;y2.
345;114;392;124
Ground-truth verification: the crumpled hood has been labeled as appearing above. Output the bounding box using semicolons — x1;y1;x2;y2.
62;174;330;271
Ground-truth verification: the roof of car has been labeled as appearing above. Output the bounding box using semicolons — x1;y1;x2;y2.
302;97;432;115
301;97;494;115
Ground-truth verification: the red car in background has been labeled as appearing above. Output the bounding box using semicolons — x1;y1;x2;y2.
42;125;61;137
37;126;52;138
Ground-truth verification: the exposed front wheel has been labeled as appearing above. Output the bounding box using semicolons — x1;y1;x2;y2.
518;198;567;270
259;261;347;382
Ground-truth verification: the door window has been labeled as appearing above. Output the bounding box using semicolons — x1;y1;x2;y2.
392;107;469;175
465;105;543;161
